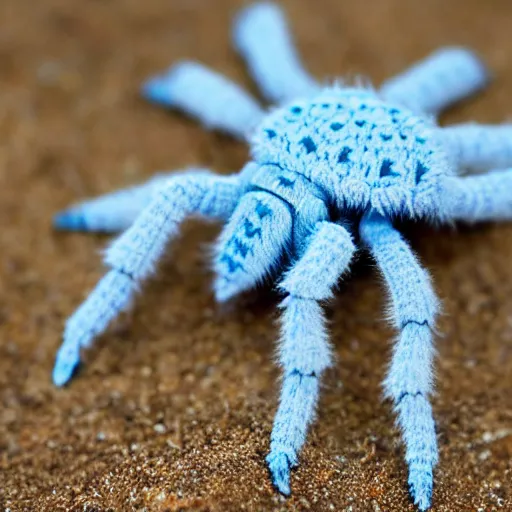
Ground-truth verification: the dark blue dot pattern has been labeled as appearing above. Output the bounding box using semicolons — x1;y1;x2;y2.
250;86;449;218
380;158;400;178
338;146;352;163
220;199;274;277
300;136;317;154
415;162;429;184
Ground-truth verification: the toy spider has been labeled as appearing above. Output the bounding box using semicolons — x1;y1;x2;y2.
52;3;512;510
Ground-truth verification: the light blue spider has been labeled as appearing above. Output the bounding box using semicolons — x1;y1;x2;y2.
52;3;512;510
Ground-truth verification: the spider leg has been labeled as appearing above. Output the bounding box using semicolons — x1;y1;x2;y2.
380;47;489;116
267;221;356;495
54;172;177;233
52;172;242;386
359;211;439;512
440;124;512;173
233;2;318;104
441;169;512;222
142;61;263;139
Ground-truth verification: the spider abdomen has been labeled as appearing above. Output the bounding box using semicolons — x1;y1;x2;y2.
250;86;453;218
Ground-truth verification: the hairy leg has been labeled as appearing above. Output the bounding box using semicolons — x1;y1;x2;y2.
233;2;318;104
53;172;181;233
440;124;512;173
53;172;242;386
380;47;489;115
267;221;355;494
142;61;263;139
360;211;439;511
441;169;512;222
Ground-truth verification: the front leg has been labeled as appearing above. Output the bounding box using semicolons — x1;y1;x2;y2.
53;172;242;386
267;221;355;494
360;211;439;511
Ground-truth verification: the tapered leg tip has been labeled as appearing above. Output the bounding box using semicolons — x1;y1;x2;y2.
266;451;293;496
141;77;171;106
409;472;433;511
53;345;81;386
53;210;87;231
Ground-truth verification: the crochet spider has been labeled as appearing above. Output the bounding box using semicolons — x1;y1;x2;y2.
52;3;512;510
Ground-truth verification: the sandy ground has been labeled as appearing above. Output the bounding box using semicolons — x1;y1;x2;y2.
1;0;511;510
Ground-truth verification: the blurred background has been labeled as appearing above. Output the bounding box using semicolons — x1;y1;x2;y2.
1;0;511;510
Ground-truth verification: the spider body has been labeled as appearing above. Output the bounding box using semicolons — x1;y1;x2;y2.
52;3;512;510
250;88;449;219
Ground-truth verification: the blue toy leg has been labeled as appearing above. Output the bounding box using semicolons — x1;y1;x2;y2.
440;124;512;173
233;2;319;104
441;169;512;222
267;221;356;495
380;47;489;115
53;172;178;233
142;61;263;139
360;211;439;511
53;172;241;386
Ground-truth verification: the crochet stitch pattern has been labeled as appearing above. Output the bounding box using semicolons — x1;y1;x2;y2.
52;3;512;510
